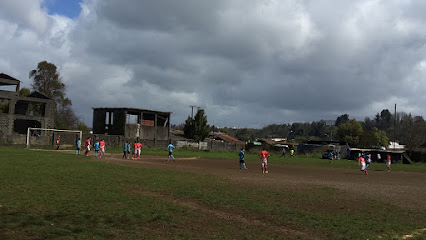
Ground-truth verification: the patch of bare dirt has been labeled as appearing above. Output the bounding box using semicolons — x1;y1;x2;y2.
92;153;426;211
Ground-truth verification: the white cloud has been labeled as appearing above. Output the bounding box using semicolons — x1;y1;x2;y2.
0;0;48;33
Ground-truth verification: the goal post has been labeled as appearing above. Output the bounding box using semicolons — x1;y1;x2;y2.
26;128;83;148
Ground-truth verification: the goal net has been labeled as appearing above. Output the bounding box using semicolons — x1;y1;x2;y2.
26;128;82;149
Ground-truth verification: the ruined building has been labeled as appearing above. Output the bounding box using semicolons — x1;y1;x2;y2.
92;107;171;142
0;73;55;143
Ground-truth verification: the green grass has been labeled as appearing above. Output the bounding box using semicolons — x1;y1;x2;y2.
1;145;425;239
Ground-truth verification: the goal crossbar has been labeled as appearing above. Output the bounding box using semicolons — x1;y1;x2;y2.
26;128;83;148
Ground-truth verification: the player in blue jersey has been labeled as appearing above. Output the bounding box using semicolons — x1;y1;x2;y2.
239;148;247;169
76;138;81;155
167;141;175;161
93;140;100;158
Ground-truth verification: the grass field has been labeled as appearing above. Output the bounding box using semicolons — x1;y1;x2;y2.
1;145;425;239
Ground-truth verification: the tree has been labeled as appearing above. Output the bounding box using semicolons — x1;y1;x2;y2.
19;87;30;97
183;108;210;141
399;113;426;153
183;116;193;139
309;120;328;138
77;122;91;134
29;61;78;129
335;114;349;126
359;127;389;148
193;109;210;141
337;119;363;146
29;61;68;104
362;117;375;131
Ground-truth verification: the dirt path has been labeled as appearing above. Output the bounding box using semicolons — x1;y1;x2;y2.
85;153;426;211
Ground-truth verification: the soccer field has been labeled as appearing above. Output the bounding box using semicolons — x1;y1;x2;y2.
1;146;425;239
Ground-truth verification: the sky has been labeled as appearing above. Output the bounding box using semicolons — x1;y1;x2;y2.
0;0;425;128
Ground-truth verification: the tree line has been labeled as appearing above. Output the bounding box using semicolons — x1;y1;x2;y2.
218;110;426;151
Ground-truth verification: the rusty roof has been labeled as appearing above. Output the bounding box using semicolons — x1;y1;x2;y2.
210;132;244;144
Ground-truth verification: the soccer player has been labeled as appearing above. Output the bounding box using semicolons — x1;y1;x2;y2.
93;140;100;158
167;141;175;161
132;141;137;159
365;153;371;169
290;149;295;157
127;141;131;158
328;151;333;164
281;147;286;157
56;135;60;151
99;139;105;158
259;148;270;173
84;137;91;156
123;141;129;159
386;154;391;172
76;138;81;155
239;148;247;169
358;155;368;175
135;140;142;159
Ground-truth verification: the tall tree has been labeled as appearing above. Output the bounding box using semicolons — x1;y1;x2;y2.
29;61;67;104
183;116;193;139
29;61;78;129
183;108;210;141
193;109;210;141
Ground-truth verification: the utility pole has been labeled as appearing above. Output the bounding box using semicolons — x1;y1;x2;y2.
394;103;397;150
190;105;196;119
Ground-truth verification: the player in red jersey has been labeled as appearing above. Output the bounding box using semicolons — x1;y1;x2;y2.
99;139;106;158
132;141;137;159
56;135;60;151
135;141;142;159
259;148;270;174
386;154;391;172
84;137;91;156
358;154;368;175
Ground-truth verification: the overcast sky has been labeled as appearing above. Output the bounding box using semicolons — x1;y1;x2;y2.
1;0;425;128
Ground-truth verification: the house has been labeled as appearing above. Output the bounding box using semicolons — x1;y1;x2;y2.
209;132;245;145
246;138;298;153
0;73;55;143
92;107;171;141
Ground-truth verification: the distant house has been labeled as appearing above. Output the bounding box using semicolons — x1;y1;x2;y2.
246;138;298;153
388;141;405;150
209;132;245;145
170;129;188;141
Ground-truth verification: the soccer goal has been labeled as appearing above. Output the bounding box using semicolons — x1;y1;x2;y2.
26;127;82;149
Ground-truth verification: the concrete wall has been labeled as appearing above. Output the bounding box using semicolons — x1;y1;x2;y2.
141;126;155;140
125;124;140;138
0;94;55;144
156;127;169;141
208;141;244;152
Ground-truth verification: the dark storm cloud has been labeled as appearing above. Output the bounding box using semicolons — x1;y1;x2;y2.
1;0;426;128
